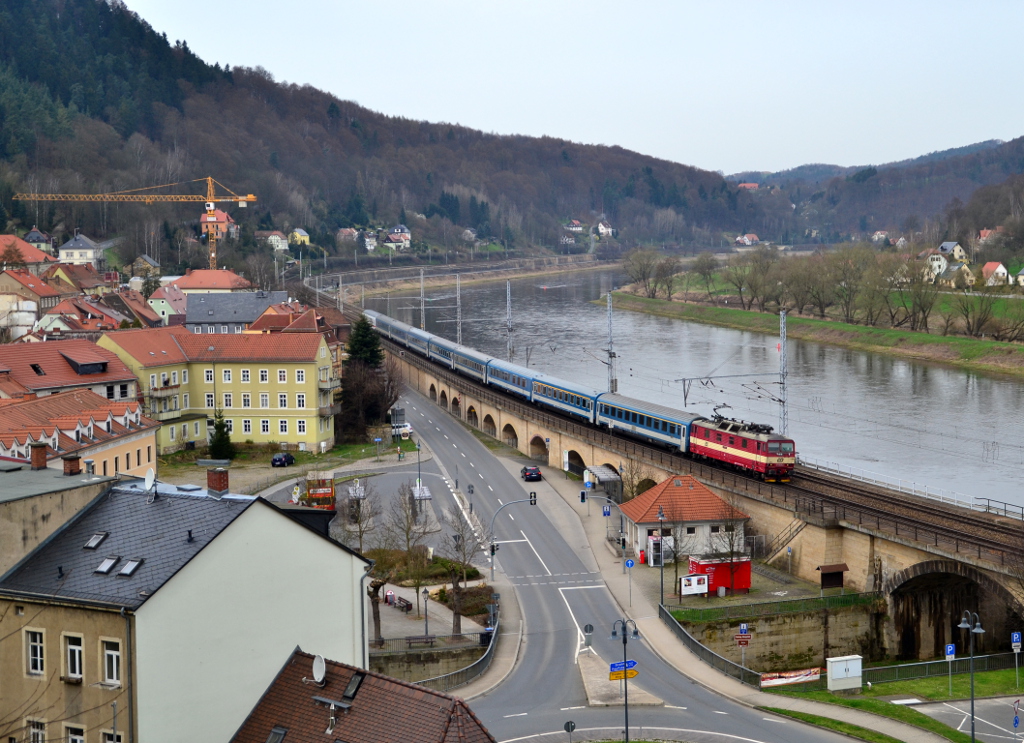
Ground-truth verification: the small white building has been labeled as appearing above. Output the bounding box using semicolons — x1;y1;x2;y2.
58;232;102;267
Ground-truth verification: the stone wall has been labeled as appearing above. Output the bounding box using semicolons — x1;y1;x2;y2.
686;602;887;672
369;646;485;683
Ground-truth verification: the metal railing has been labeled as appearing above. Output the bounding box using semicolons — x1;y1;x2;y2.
670;592;881;624
659;604;761;687
863;652;1018;684
414;619;500;692
369;632;485;655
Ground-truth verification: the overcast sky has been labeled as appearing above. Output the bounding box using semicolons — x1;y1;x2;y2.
125;1;1023;176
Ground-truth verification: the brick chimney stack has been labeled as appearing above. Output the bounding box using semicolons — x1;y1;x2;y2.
29;441;48;471
207;467;229;498
62;454;82;476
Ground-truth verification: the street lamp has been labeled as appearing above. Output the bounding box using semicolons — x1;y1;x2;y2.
416;441;422;490
657;505;666;608
957;610;985;742
423;588;430;636
610;619;640;743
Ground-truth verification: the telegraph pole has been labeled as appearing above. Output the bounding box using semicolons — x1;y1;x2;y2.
420;269;426;330
456;273;463;346
506;280;514;362
606;292;618;393
779;309;788;436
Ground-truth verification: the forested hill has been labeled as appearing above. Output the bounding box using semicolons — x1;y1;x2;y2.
0;0;766;258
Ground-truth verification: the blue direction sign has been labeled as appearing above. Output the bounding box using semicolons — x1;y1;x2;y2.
374;437;382;443
945;644;955;661
740;623;749;635
1013;632;1022;645
603;505;611;517
1015;716;1019;729
625;559;635;569
610;660;638;672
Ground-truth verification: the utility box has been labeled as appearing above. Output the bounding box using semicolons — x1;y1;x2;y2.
826;655;862;692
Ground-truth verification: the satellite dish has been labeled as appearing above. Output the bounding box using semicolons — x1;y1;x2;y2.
144;468;155;490
312;655;326;684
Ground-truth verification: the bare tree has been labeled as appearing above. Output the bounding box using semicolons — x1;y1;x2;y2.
440;508;486;635
955;291;997;337
691;251;719;300
721;253;753;309
245;252;276;290
340;481;382;553
707;493;749;595
654;255;681;300
383;481;440;555
620;458;656;501
623;248;661;298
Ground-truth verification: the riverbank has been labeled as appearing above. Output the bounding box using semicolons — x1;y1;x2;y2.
610;292;1024;379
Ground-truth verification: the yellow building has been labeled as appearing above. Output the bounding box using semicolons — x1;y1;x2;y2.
100;326;339;454
289;228;310;245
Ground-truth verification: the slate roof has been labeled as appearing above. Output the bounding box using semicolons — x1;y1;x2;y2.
60;234;99;250
0;486;254;607
620;475;748;524
185;290;287;325
171;269;252;291
0;338;136;391
23;226;51;244
230;649;496;743
938;241;961;253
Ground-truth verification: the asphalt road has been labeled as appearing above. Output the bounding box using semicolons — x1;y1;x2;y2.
395;389;848;743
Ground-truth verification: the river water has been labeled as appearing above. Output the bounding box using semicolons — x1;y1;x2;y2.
367;268;1024;507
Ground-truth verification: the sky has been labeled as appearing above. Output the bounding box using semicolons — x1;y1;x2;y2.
126;1;1024;176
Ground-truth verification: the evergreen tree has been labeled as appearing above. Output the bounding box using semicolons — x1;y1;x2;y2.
208;409;236;459
1;242;25;269
346;316;384;367
399;206;407;226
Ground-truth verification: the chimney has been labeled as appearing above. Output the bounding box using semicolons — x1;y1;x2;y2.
84;459;95;475
62;454;82;476
207;467;229;499
186;268;193;276
29;441;49;471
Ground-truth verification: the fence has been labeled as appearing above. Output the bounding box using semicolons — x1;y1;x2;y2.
863;652;1019;684
670;592;881;624
414;619;500;693
369;632;485;655
659;604;761;687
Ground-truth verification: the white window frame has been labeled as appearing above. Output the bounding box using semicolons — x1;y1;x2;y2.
193;326;202;334
65;726;85;743
102;639;121;686
243;419;252;434
278;369;287;383
279;420;288;434
223;393;232;408
182;369;188;384
204;369;214;383
241;369;250;383
225;419;234;434
28;720;45;743
296;369;305;383
205;393;214;408
221;325;228;334
171;371;178;385
194;421;201;436
261;419;270;434
64;634;83;680
296;394;305;409
169;425;176;441
260;369;269;383
278;393;288;408
26;629;44;675
260;393;269;408
183;393;189;408
242;393;251;408
297;419;306;434
149;373;156;388
222;369;232;383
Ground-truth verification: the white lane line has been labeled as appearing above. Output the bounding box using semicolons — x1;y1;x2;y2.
436;427;440;431
503;713;528;718
488;485;494;491
470;462;476;468
461;452;466;457
508;514;515;521
453;444;457;449
713;711;728;715
557;587;585;663
560;706;585;711
427;419;432;424
478;473;484;479
496;539;527;544
666;705;688;710
444;435;449;440
497;499;503;505
762;717;786;723
521;530;552;576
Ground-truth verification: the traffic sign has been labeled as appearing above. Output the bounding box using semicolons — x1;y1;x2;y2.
1014;632;1022;652
374;437;381;443
564;721;576;733
1015;716;1020;730
583;624;593;635
610;660;638;672
734;634;752;640
603;505;611;517
737;639;749;646
609;669;639;681
740;622;749;635
585;481;592;488
625;559;635;569
945;643;955;661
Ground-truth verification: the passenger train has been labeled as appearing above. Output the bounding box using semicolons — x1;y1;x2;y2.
364;309;796;481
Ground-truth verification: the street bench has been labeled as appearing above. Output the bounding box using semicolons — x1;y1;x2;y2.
406;635;436;648
394;596;412;613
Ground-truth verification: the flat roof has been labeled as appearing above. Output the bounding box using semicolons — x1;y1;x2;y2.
0;464;114;504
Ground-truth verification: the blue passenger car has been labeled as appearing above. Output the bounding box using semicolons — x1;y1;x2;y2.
532;373;601;423
428;335;457;369
485;358;535;401
450;344;491;383
595;393;701;451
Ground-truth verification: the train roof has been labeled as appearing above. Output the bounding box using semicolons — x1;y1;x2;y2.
704;415;789;438
431;335;493;363
530;372;605;399
597;393;705;424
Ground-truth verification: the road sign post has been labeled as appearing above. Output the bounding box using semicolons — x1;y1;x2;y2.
946;643;955;696
625;558;635;606
1014;632;1022;688
564;720;575;743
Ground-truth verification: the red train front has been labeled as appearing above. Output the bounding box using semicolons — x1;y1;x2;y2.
688;416;796;482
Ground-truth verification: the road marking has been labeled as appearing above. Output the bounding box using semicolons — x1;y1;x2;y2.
520;530;551;575
453;444;457;449
496;539;528;544
428;419;432;424
488;485;494;491
508;514;515;521
444;435;449;440
503;713;528;718
470;462;476;468
436;427;440;431
713;711;728;715
666;705;688;710
762;718;786;723
560;706;585;711
462;452;467;457
478;473;484;478
557;587;586;662
497;499;503;505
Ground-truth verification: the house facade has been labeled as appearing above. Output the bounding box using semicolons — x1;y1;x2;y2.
289;228;310;245
57;233;102;268
254;230;289;251
199;208;239;241
22;226;54;255
982;262;1009;286
147;283;188;325
184;290;287;334
938;241;968;262
0;235;58;275
0;482;371;743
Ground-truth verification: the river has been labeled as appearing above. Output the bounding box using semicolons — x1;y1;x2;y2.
366;268;1024;507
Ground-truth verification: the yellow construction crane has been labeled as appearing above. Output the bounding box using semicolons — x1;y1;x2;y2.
13;176;257;270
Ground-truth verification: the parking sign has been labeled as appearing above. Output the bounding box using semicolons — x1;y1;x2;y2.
945;644;955;661
1013;632;1022;652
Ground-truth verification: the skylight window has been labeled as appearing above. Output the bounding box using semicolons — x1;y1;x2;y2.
84;533;108;550
30;363;45;376
342;672;365;700
95;556;120;574
118;558;143;577
265;728;287;743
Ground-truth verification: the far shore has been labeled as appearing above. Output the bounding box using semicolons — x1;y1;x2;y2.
608;291;1024;380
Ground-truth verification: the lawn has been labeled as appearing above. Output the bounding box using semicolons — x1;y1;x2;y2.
857;666;1024;702
757;707;909;743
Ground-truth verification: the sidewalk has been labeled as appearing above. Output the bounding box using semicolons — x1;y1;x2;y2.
518;459;947;743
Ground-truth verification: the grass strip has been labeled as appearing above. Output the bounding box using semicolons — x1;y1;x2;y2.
758;706;915;743
766;689;973;742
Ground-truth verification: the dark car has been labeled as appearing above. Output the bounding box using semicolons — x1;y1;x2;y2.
271;452;296;467
521;466;542;481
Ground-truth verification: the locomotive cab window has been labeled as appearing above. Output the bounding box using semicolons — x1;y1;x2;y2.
741;439;747;448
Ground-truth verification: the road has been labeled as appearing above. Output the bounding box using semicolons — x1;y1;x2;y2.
392;389;847;743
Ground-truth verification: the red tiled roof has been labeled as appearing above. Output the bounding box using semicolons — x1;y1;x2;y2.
230;649;496;743
200;208;235;224
43;262;106;290
0;235;57;265
100;326;192;366
171;269;251;290
620;475;748;524
115;288;161;324
176;333;321;362
149;283;189;314
2;268;61;297
0;339;137;391
982;262;1005;279
45;298;126;328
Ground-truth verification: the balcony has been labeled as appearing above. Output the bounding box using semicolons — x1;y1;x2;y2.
151;409;182;422
148;384;180;399
318;377;341;391
318;403;342;417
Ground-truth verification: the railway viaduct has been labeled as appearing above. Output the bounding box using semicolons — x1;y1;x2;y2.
392;346;1024;661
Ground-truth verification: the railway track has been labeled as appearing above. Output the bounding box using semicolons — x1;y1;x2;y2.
351;306;1024;568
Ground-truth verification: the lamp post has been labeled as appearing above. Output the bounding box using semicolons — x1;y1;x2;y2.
423;588;430;636
416;441;422;491
610;619;640;743
657;505;666;608
958;610;985;742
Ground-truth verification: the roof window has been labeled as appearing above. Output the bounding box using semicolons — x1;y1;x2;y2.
265;728;287;743
118;558;143;577
342;671;365;700
84;532;108;549
95;556;120;574
30;363;45;375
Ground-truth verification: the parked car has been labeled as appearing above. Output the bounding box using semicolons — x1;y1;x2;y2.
271;452;296;467
521;466;542;481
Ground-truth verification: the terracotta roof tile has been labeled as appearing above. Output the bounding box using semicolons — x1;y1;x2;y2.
175;333;322;362
0;235;57;265
620;475;748;524
100;326;192;366
0;338;137;391
2;268;61;297
231;649;496;743
171;269;251;290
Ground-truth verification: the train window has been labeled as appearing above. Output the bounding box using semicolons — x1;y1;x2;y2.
756;442;761;451
741;440;747;448
781;442;794;453
729;437;735;445
768;442;780;452
715;433;722;442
